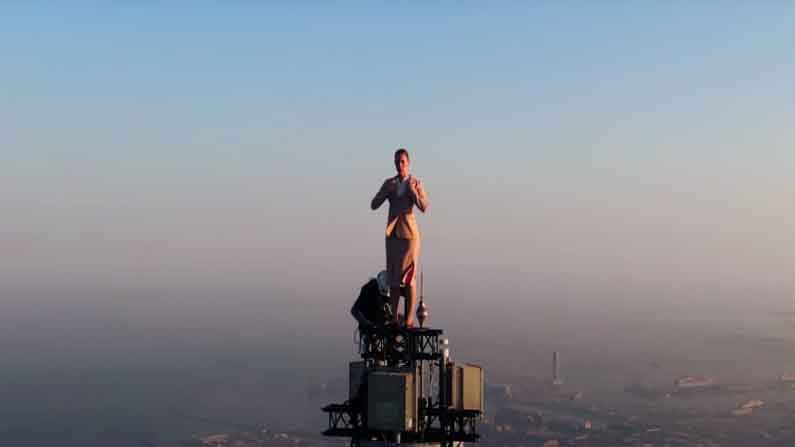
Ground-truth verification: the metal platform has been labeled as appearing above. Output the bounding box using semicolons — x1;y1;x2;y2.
323;403;480;445
358;326;443;368
323;324;483;447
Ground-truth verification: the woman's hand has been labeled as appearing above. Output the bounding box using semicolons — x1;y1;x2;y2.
410;179;424;199
410;179;428;212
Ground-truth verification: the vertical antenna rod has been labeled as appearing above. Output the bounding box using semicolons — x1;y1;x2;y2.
417;271;428;328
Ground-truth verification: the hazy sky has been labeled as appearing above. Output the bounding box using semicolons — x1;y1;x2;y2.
3;3;794;306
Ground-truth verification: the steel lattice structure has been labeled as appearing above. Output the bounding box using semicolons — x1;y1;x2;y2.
322;325;483;447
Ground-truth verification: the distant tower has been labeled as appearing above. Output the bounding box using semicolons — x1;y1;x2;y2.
552;351;563;386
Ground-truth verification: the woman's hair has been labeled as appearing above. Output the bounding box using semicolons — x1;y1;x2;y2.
394;148;410;161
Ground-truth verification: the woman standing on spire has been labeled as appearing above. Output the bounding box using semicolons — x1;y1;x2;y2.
370;148;429;327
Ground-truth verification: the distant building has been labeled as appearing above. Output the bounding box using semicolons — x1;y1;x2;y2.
674;376;715;388
553;351;563;386
732;407;754;416
740;399;764;410
200;434;228;446
781;373;795;382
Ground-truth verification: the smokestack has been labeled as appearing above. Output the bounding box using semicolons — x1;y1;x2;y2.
553;351;563;386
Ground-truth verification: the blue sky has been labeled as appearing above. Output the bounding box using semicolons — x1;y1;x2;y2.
2;3;794;304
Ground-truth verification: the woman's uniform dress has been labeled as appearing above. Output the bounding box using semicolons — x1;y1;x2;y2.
372;175;429;289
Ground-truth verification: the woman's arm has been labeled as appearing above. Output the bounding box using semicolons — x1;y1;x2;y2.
370;179;390;210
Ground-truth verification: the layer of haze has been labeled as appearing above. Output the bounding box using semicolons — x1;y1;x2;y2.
2;3;794;446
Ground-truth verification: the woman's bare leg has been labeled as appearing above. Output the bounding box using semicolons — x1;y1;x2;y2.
390;285;401;326
404;284;417;327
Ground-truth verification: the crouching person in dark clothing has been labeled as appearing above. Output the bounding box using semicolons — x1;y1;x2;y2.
351;270;395;330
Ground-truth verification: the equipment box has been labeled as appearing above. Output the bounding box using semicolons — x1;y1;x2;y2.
349;361;366;401
367;370;417;432
449;363;484;412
